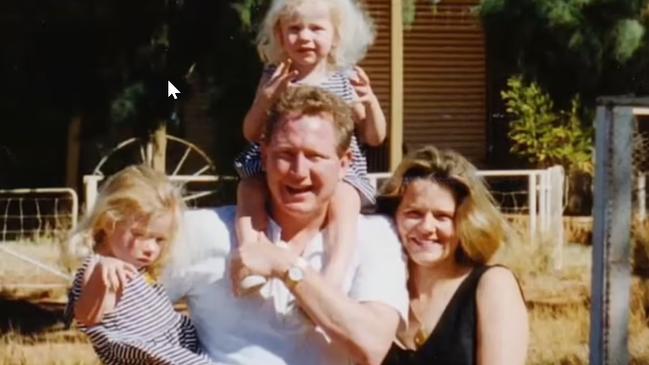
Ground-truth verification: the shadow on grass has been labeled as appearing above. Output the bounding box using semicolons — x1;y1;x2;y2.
0;295;63;335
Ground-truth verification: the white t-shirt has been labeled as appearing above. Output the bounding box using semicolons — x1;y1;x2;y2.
164;207;408;365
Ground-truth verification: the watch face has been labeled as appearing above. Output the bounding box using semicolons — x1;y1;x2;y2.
288;266;304;282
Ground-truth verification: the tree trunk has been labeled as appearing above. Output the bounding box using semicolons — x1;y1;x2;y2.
66;116;82;190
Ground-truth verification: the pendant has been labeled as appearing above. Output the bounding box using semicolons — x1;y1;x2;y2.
414;328;428;348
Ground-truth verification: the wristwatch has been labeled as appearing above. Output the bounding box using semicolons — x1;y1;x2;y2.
284;256;308;290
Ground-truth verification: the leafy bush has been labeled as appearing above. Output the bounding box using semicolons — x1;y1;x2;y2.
501;75;594;175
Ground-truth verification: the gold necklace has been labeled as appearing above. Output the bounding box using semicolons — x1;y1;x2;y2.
414;327;429;348
410;301;431;349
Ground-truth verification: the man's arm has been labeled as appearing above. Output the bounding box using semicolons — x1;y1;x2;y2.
233;216;408;365
288;266;400;365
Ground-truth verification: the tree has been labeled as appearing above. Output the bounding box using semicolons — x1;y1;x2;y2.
0;0;261;185
479;0;649;106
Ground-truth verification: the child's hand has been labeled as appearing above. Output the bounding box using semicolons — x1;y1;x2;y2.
230;231;294;296
94;255;137;293
258;59;299;105
350;66;378;105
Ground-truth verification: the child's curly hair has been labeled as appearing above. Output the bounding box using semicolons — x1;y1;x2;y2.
257;0;376;69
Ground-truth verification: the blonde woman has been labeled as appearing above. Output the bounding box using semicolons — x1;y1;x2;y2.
65;165;214;365
378;146;528;365
234;0;386;291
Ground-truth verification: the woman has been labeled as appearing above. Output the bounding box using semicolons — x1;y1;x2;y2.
378;146;528;365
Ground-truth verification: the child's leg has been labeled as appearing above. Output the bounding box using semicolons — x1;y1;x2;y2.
236;176;270;292
236;176;269;244
323;182;361;288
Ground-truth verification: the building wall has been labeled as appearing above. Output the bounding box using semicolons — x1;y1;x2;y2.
361;0;393;172
402;0;487;166
181;0;489;172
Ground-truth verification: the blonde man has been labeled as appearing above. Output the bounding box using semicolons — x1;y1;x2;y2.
165;86;407;365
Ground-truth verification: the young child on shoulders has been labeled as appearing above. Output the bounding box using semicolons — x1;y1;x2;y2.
234;0;386;291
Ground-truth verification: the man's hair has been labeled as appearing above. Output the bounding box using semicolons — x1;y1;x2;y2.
263;85;354;155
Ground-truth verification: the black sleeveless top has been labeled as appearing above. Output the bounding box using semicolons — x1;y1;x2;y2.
382;265;498;365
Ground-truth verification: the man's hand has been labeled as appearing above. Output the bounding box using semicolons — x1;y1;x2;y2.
230;231;294;296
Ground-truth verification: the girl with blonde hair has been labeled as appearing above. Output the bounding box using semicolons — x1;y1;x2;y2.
234;0;386;291
65;165;214;365
377;146;528;365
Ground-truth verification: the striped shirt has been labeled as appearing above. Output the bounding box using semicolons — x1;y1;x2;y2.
233;66;376;207
65;256;215;365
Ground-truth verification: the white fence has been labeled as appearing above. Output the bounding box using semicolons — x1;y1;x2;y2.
0;188;78;285
0;188;78;242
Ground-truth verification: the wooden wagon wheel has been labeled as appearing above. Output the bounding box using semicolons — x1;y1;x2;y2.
87;134;236;206
92;135;216;177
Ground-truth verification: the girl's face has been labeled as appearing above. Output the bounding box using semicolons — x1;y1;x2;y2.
395;179;461;269
103;211;174;269
278;1;336;69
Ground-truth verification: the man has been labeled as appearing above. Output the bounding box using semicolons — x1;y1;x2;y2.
166;86;408;365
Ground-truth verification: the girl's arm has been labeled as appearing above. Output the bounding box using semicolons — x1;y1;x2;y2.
243;72;273;142
235;176;270;245
234;176;271;293
74;256;136;326
350;66;387;146
476;266;529;365
243;61;298;142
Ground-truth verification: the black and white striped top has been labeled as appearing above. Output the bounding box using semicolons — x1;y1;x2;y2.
65;256;215;365
233;66;376;208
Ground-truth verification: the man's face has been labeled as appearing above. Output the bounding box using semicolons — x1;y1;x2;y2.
262;112;349;218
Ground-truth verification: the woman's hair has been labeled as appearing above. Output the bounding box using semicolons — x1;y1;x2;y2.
257;0;376;69
377;146;510;265
73;165;185;280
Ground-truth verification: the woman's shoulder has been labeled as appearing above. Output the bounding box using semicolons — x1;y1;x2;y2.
476;265;525;305
477;265;519;288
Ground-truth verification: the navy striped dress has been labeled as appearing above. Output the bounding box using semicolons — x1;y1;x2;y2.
65;256;215;365
234;66;376;207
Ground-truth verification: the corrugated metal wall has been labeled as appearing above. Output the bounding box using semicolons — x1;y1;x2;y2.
403;0;487;165
360;0;392;172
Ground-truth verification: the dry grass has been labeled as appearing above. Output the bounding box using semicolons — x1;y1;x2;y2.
492;218;649;365
3;220;649;364
0;239;95;364
0;328;98;365
0;240;72;283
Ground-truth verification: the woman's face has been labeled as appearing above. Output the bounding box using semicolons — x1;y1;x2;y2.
395;179;461;268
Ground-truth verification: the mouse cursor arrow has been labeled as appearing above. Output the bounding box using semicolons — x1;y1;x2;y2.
168;81;181;99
